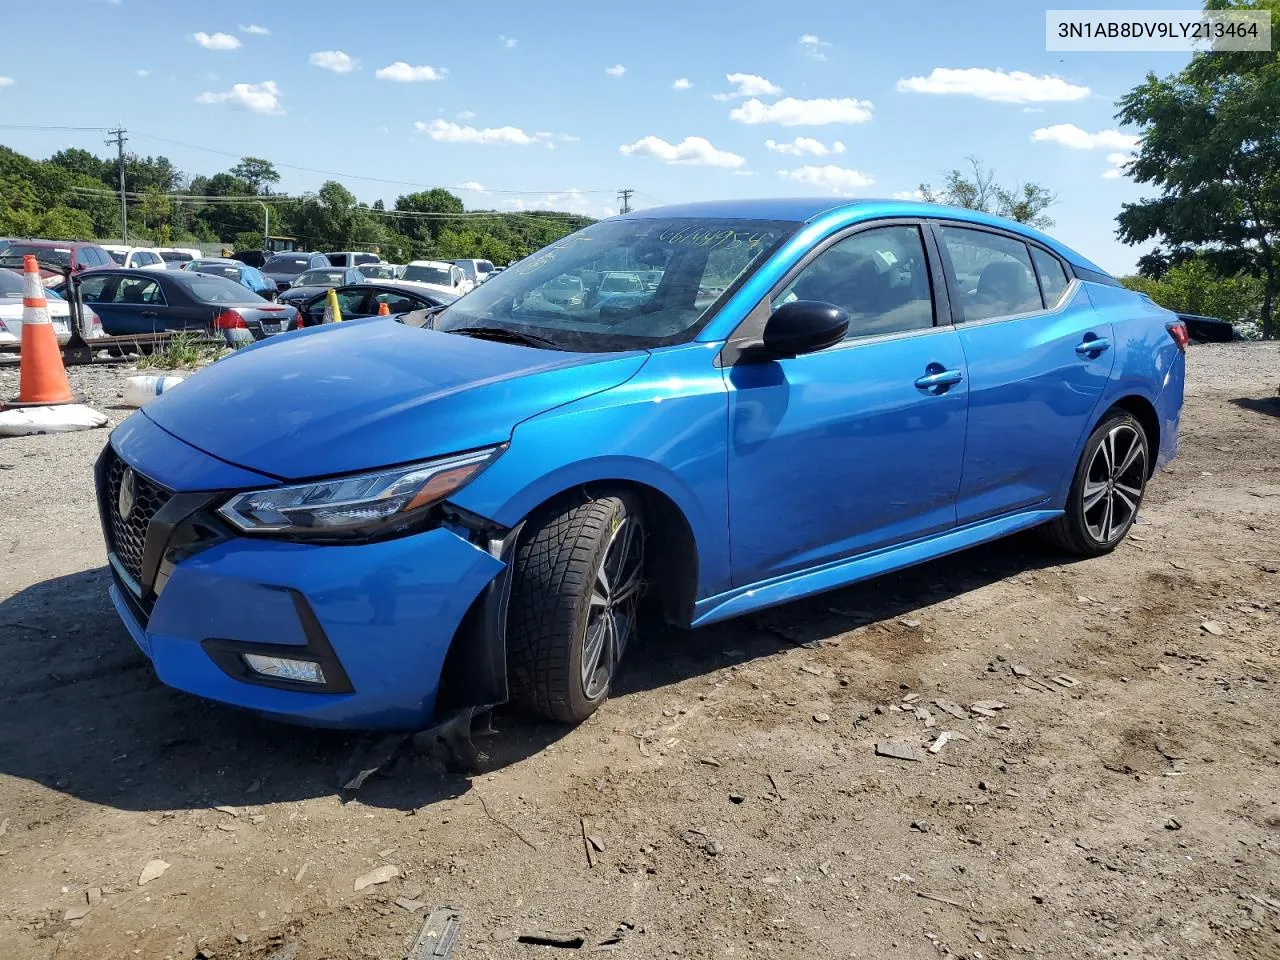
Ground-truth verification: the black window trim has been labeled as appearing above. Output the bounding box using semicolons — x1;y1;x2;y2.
927;218;1083;326
719;216;952;367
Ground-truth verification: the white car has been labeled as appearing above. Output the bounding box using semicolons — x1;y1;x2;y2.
357;262;404;281
449;258;497;286
400;260;474;296
0;268;104;348
157;247;203;270
102;245;168;271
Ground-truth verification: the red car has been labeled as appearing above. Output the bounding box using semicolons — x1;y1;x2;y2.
1;239;116;284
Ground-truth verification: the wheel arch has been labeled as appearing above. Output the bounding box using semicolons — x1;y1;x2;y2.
1105;394;1160;478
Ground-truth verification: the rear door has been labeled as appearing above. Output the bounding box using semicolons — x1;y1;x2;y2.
932;222;1115;524
724;220;969;585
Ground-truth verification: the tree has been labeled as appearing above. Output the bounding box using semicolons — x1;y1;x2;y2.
230;156;280;194
919;157;1057;229
1120;257;1264;332
1115;0;1279;338
395;188;464;242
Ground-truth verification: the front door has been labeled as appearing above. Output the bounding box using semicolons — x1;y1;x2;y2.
931;223;1116;524
724;222;969;587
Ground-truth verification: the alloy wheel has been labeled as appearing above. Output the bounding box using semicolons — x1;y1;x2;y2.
581;516;645;700
1082;423;1146;544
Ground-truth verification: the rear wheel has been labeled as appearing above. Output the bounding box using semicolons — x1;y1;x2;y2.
507;492;645;723
1041;410;1149;556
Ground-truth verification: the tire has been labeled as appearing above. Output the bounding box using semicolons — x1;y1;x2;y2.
1040;410;1149;556
507;491;645;723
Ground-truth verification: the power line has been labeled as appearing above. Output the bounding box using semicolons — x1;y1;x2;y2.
0;124;111;132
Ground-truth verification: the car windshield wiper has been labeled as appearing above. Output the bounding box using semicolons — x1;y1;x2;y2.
446;325;561;349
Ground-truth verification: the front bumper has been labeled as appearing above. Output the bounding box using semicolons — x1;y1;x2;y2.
97;414;506;729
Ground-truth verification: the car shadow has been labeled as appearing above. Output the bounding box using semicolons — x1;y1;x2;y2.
0;534;1074;815
1230;395;1280;419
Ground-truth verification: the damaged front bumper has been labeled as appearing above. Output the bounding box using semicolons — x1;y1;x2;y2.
97;415;515;731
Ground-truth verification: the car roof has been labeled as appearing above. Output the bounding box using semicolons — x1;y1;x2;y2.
7;239;97;249
616;198;1108;275
407;260;455;268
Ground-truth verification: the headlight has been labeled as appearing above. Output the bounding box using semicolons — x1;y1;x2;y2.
217;446;502;540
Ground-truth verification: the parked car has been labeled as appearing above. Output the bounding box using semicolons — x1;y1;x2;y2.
230;250;270;269
1176;312;1245;343
401;260;473;296
261;252;331;292
277;267;367;308
296;281;456;326
93;198;1185;732
102;245;168;271
325;251;383;269
0;268;104;348
0;240;115;284
76;268;298;342
449;258;496;286
157;247;203;269
183;258;276;299
541;273;585;307
357;262;404;281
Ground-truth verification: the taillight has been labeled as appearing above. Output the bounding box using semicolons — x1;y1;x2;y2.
86;307;103;332
1167;321;1189;352
214;309;247;329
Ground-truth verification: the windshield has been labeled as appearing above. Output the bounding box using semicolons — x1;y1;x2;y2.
187;274;265;304
6;244;72;266
264;256;310;274
107;249;127;264
403;264;453;285
160;251;193;263
0;269;23;295
295;269;347;286
190;262;243;282
359;263;400;279
432;217;795;351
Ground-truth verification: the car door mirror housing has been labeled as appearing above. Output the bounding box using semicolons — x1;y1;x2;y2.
754;300;849;360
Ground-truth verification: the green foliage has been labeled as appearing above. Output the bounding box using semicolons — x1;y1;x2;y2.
1115;0;1280;338
919;157;1057;229
229;157;280;194
1120;257;1264;333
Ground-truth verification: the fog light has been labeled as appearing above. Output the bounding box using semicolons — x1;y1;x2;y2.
243;654;326;685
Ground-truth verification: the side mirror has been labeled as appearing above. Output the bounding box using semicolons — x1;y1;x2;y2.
758;300;849;359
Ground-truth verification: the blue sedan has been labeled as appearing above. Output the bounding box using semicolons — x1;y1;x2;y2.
93;199;1185;731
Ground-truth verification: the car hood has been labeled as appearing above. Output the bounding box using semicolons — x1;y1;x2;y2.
142;319;648;481
397;279;457;297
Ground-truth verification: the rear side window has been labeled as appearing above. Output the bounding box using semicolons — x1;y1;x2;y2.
773;224;935;341
937;226;1043;322
1030;247;1070;308
354;253;379;266
326;254;346;267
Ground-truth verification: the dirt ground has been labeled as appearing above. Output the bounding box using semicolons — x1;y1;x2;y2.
1;343;1278;960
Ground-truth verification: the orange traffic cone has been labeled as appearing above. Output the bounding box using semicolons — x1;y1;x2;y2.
3;256;80;409
376;301;390;316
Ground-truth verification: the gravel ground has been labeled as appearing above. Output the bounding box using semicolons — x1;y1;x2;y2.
1;343;1278;960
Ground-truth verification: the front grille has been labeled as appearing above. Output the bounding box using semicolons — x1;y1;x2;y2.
105;450;171;588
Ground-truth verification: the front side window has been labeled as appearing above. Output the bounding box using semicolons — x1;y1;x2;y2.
1030;246;1071;308
431;217;795;352
938;226;1043;322
773;224;935;340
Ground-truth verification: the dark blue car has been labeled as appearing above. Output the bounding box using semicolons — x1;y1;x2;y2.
94;199;1186;732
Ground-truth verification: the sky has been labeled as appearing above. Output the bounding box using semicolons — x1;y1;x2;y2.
0;0;1198;273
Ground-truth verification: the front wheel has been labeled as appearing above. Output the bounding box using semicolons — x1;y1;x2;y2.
507;492;645;723
1041;410;1149;556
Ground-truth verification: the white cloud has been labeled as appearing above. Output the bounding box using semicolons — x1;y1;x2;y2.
619;135;746;168
507;189;596;216
713;72;782;101
730;96;873;126
765;136;845;157
417;118;548;146
457;110;476;120
672;77;692;90
376;62;447;82
195;80;283;115
1102;152;1132;179
799;34;831;59
605;64;627;77
134;68;150;78
239;24;269;35
1031;122;1139;151
459;181;486;191
732;170;759;177
0;77;13;88
192;31;241;51
309;50;358;73
499;35;517;48
777;164;875;194
892;189;925;200
896;67;1089;103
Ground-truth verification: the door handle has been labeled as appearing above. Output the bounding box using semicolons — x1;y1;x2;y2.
914;367;964;391
140;310;159;319
1075;336;1110;356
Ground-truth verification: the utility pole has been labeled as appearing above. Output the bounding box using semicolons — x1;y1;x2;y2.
106;127;128;243
617;188;634;215
256;200;270;250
